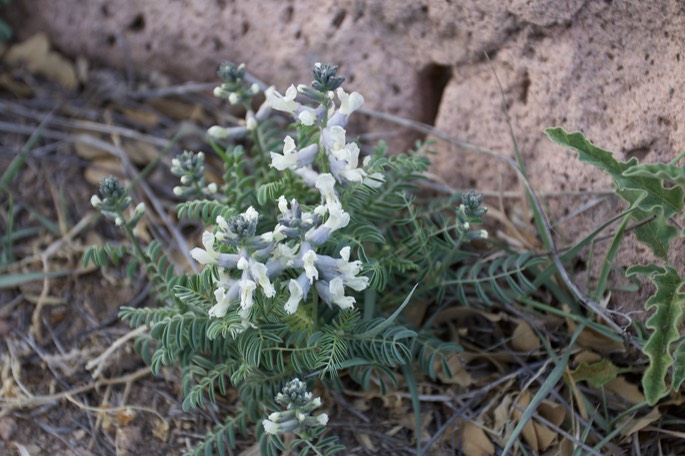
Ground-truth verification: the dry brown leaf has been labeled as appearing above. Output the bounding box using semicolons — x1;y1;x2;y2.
538;401;565;428
115;426;142;456
511;321;541;352
573;350;602;365
120;107;161;127
40;52;78;90
123;139;158;165
557;437;575;456
4;33;50;68
454;420;495;456
402;411;433;444
4;33;77;89
85;157;124;186
618;407;661;437
351;397;370;412
402;298;428;327
460;350;519;373
0;73;34;97
74;133;110;160
605;376;645;405
148;97;203;121
356;433;377;452
564;307;624;353
434;306;504;325
493;394;514;433
436;353;472;387
513;391;561;452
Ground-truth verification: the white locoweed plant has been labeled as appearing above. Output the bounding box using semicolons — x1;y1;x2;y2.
85;63;488;455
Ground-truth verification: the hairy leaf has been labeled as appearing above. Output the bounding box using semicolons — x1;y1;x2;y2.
623;162;685;187
546;127;683;259
627;265;685;404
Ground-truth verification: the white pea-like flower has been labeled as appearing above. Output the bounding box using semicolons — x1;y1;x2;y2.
237;257;249;270
239;279;257;315
190;231;219;265
262;419;280;435
315;173;340;207
270;135;299;171
270;137;319;171
297;108;317;126
273;243;300;267
323;203;350;232
284;279;303;314
329;277;355;309
277;195;289;214
315;413;329;426
336;88;364;116
209;284;237;318
321;126;346;154
251;261;275;297
336;246;369;291
245;206;259;223
265;85;300;115
302;250;318;283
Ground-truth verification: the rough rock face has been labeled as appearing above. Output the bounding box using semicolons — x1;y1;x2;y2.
7;0;685;311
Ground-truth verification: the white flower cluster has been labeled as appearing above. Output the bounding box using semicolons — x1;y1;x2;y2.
266;77;384;188
190;174;369;325
262;378;328;435
193;63;385;327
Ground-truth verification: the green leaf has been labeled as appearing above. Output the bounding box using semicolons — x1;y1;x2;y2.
632;212;679;260
545;127;683;259
571;359;623;388
545;127;683;218
627;265;685;404
0;270;71;289
672;341;685;392
623;162;685;187
256;179;285;206
352;284;417;339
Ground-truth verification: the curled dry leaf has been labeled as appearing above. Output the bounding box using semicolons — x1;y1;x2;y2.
511;321;541;352
618;407;661;437
454;420;495;456
436;353;472;387
74;132;110;160
4;33;77;90
123;139;158;165
605;376;645;405
512;390;565;452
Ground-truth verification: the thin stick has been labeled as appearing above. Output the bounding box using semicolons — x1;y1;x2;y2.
0;367;151;410
86;325;148;379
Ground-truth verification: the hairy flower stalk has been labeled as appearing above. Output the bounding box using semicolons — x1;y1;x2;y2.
171;151;217;197
90;176;148;263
